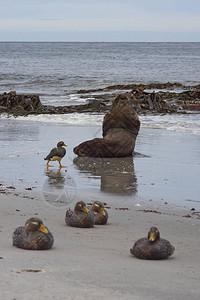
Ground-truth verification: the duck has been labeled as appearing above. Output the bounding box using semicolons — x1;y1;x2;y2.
130;227;175;260
44;141;67;168
65;201;95;228
91;201;108;225
12;217;54;250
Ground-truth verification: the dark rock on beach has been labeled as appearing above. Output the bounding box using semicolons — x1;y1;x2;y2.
0;82;200;116
129;88;200;112
78;82;200;113
73;94;140;157
0;91;107;116
77;82;185;94
0;91;41;113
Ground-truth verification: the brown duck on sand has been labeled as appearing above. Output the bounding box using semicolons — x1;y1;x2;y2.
91;201;108;225
130;227;175;260
65;201;95;228
12;218;54;250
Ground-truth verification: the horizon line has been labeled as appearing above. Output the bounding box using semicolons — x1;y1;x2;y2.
0;40;200;43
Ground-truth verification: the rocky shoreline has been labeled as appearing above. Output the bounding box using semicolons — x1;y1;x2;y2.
0;82;200;116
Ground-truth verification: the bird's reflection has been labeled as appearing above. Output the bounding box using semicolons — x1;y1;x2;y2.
43;168;77;208
73;156;137;195
45;168;65;189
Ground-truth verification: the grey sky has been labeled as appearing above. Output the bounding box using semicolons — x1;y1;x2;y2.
0;0;200;41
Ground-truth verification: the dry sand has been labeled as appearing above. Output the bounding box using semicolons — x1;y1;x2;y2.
0;188;200;300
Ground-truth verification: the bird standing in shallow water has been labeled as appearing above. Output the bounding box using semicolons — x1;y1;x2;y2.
130;227;175;260
12;217;54;250
44;141;67;168
65;201;95;228
91;201;108;225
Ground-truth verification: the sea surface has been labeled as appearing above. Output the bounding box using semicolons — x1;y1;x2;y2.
1;42;200;95
0;42;200;134
0;42;200;135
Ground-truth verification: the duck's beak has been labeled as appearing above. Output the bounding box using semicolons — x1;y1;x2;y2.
149;232;156;242
38;224;49;234
100;207;106;216
63;143;67;147
82;206;89;213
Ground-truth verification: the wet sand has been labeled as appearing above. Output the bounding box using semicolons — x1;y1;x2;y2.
0;120;200;299
0;119;199;208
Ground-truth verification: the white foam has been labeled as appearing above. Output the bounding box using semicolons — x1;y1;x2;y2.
0;113;104;126
40;94;89;105
1;112;200;135
68;94;89;103
144;88;185;93
140;114;200;135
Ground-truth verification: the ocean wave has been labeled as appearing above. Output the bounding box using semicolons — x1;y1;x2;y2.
0;113;200;135
40;94;89;105
0;113;104;126
1;112;200;135
140;114;200;135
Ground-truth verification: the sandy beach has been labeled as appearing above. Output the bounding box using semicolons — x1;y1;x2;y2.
1;191;200;300
0;120;200;299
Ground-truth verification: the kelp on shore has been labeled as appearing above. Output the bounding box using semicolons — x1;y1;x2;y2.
0;82;200;116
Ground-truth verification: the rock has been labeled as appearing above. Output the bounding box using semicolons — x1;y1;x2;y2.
1;84;200;116
73;94;140;157
0;92;41;112
77;82;185;94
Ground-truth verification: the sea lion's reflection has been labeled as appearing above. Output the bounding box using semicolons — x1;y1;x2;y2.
73;156;137;195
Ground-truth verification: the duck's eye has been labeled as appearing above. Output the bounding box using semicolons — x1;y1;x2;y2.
31;222;39;226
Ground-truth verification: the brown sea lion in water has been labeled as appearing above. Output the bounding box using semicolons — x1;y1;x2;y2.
73;94;140;157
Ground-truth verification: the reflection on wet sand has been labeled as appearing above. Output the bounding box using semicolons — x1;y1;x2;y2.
45;169;65;189
73;156;137;195
43;169;77;208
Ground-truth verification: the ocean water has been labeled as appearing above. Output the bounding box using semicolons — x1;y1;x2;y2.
0;42;200;134
1;42;200;96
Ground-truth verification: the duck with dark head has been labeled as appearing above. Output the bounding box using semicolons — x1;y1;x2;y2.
91;201;108;225
44;141;67;168
12;217;54;250
130;227;175;260
65;201;95;228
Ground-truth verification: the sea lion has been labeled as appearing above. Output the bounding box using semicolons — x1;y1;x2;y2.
73;94;140;157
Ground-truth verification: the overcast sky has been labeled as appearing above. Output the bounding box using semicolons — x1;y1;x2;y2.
0;0;200;42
